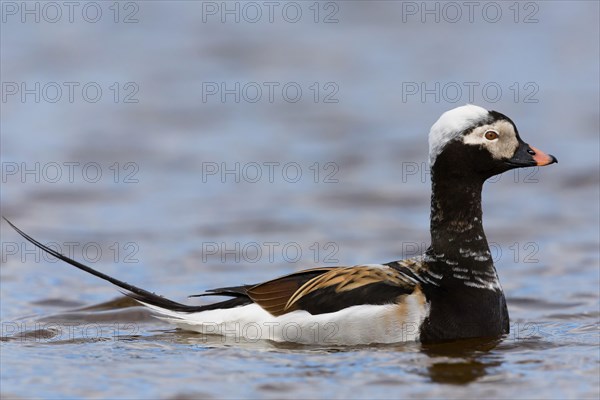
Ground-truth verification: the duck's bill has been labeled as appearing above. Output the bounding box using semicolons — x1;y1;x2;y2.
504;142;558;168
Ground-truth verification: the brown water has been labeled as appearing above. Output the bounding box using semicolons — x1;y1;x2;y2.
1;1;599;399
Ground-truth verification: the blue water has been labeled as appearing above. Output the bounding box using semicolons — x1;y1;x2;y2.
1;1;599;399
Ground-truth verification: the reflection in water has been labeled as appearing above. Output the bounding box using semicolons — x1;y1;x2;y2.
73;296;140;311
421;337;503;385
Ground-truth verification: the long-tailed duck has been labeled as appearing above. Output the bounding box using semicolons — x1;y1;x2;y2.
5;105;557;345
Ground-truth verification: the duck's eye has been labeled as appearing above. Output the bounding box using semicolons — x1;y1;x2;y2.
484;130;499;141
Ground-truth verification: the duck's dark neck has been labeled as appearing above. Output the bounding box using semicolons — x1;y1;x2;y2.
427;169;492;267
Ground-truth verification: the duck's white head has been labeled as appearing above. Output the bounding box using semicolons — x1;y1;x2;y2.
428;105;557;176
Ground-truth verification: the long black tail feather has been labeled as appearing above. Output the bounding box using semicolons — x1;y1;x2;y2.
3;218;250;313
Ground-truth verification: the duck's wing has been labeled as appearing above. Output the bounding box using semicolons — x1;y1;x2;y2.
187;267;336;299
247;263;421;316
4;218;425;318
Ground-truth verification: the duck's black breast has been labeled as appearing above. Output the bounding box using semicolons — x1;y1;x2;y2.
419;281;510;343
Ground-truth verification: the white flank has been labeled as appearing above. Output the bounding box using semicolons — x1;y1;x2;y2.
139;293;430;345
429;104;489;166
